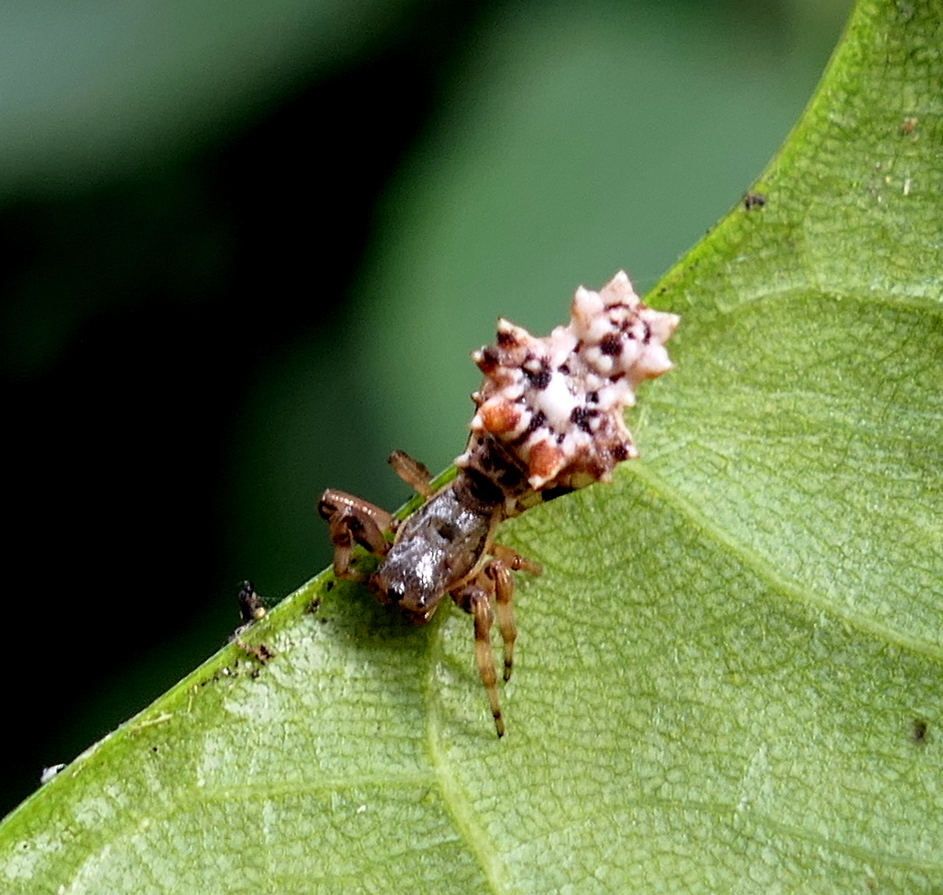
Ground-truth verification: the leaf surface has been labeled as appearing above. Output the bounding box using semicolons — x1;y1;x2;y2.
3;0;942;891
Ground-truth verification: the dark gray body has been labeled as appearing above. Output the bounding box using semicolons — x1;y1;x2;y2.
372;475;499;621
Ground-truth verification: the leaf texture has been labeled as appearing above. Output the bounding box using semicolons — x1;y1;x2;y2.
3;0;942;891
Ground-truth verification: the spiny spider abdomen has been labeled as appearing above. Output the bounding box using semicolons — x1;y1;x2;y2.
318;271;678;736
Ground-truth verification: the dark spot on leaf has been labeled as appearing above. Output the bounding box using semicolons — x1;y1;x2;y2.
744;192;767;210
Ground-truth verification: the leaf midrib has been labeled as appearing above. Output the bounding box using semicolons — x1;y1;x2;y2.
424;607;510;895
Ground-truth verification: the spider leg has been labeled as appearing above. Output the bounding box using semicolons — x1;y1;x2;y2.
388;450;435;498
318;489;393;580
488;545;542;681
485;560;518;683
492;543;543;576
465;585;505;738
453;543;542;736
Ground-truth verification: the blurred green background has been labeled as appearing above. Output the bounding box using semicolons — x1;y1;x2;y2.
1;0;850;818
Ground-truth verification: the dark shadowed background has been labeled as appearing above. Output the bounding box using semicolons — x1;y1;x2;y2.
1;0;849;818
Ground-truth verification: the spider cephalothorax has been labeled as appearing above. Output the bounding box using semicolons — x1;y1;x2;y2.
319;271;678;735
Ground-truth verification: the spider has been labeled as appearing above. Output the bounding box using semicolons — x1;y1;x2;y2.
319;271;679;736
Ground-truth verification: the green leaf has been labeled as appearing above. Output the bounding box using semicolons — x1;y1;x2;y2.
4;0;942;891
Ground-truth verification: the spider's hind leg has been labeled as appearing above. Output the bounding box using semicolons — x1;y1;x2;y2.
454;580;506;737
453;548;540;737
489;545;542;682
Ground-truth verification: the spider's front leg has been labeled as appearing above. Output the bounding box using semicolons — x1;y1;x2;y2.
453;546;542;737
317;490;394;580
388;449;435;498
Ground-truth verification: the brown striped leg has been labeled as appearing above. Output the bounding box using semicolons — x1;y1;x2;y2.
387;450;435;498
489;545;542;682
467;586;505;738
317;489;393;580
485;560;517;683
